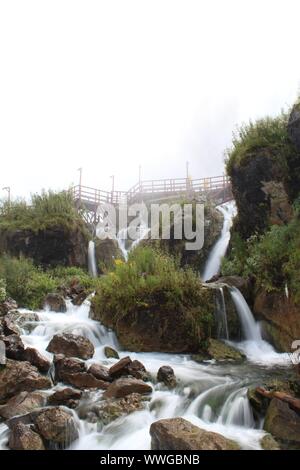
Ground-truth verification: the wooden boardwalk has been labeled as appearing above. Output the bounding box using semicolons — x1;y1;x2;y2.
71;175;232;225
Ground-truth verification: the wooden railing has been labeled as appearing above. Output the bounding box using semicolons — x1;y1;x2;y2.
71;175;231;208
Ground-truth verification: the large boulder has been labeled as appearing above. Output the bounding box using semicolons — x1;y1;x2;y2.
46;333;94;359
150;418;239;450
264;398;300;449
0;359;51;401
33;407;79;448
0;391;47;420
8;422;45;450
104;378;152;399
43;293;67;313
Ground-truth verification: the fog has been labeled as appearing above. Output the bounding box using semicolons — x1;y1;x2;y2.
0;0;300;198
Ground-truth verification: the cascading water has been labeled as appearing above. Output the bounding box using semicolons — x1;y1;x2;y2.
229;287;261;342
0;294;290;451
202;201;236;281
88;241;97;278
229;287;290;365
215;287;229;340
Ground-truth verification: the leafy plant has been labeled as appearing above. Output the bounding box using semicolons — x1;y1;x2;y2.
0;190;86;233
225;113;294;175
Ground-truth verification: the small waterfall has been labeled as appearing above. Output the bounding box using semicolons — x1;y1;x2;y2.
229;287;261;341
218;388;255;428
88;241;97;278
215;287;229;340
202;201;236;282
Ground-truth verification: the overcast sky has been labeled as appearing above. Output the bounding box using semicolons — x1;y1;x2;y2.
1;0;300;199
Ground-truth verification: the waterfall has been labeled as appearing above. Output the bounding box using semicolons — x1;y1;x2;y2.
215;287;229;340
228;286;290;365
202;201;236;282
88;241;97;278
229;287;261;342
218;388;255;428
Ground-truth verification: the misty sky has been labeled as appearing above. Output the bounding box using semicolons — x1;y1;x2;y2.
1;0;300;199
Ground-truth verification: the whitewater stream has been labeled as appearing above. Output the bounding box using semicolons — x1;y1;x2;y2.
0;295;291;451
0;202;292;450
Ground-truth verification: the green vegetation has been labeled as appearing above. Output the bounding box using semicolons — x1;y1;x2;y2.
92;246;216;349
0;190;86;232
0;255;97;309
225;112;294;175
222;210;300;302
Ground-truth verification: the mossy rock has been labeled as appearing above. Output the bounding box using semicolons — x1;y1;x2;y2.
263;398;300;450
260;434;280;450
192;339;245;363
92;285;216;354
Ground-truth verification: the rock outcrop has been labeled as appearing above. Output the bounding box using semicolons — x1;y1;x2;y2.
92;285;216;353
254;289;300;351
264;398;300;449
0;225;88;268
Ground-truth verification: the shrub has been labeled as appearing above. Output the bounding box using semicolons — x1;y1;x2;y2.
222;213;300;302
92;246;215;337
225;113;293;175
0;255;57;309
0;190;85;232
0;255;98;309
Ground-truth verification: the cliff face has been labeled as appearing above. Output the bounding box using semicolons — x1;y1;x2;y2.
0;226;88;268
230;151;293;239
224;105;300;352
